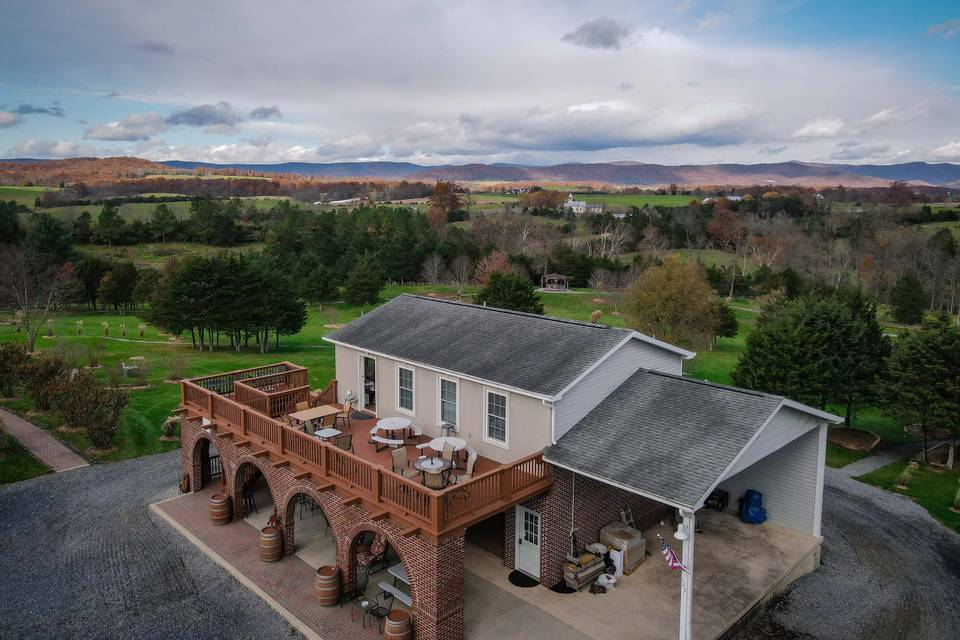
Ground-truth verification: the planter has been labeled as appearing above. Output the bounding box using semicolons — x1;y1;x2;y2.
315;565;340;606
259;526;283;562
209;493;231;525
384;609;412;640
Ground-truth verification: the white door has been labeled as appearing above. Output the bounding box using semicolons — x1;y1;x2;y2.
515;505;541;580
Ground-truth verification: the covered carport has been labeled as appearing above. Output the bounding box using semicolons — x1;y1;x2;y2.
542;369;841;640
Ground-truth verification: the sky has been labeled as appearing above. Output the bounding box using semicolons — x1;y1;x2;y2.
0;0;958;166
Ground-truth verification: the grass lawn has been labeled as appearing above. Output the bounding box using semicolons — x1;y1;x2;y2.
40;195;300;222
578;193;699;208
76;242;266;268
0;425;51;483
0;185;58;207
826;442;868;468
856;460;960;534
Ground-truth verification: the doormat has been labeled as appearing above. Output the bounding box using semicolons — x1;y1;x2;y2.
508;570;539;588
549;581;576;594
351;412;372;420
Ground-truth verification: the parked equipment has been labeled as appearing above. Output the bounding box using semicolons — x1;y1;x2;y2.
704;488;729;512
738;489;767;524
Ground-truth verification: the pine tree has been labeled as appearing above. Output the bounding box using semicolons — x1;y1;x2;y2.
889;274;927;325
475;272;544;314
343;259;383;307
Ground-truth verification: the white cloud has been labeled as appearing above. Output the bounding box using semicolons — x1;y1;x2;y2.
84;111;166;141
697;11;729;31
792;117;847;140
927;19;960;40
0;112;22;128
931;141;960;160
8;139;97;158
561;18;633;50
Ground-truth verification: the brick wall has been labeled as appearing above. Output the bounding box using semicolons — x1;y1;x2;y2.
504;466;672;587
182;419;466;640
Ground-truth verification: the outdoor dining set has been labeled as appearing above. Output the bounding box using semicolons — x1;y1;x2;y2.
282;395;477;490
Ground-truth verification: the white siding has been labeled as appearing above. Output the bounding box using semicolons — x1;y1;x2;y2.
553;339;683;441
716;425;826;535
725;406;821;477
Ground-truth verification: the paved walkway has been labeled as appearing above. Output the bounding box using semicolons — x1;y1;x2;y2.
0;407;88;472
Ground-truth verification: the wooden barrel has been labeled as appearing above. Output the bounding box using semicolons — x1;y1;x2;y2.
384;609;412;640
315;565;340;606
259;526;283;562
209;493;231;525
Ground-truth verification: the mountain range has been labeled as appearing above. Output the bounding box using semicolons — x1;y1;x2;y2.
160;159;960;187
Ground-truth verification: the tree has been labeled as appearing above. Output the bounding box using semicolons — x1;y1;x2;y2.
429;181;463;217
447;255;473;298
474;250;512;286
25;212;73;262
0;343;29;397
96;262;139;312
343;258;383;306
301;264;337;304
714;299;739;342
420;253;444;284
889;273;927;324
624;255;718;349
475;272;544;314
707;207;748;298
95;201;126;246
17;354;68;411
880;316;960;463
0;200;24;244
0;245;73;352
54;370;129;449
151;203;177;243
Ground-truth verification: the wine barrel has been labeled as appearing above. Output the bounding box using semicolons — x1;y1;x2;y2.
384;609;412;640
259;526;283;562
315;565;340;606
209;493;231;525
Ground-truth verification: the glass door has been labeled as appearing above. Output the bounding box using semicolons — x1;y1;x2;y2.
362;356;377;413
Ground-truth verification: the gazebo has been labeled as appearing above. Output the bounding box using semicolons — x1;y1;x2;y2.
540;273;569;291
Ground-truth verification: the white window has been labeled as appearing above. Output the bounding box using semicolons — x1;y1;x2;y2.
397;366;415;414
439;377;458;426
485;390;508;447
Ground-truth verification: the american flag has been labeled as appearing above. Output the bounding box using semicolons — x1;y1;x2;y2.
659;535;688;572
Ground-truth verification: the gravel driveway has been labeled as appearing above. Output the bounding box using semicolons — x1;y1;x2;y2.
1;450;958;639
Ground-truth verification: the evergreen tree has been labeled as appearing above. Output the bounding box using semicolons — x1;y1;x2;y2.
889;273;927;325
714;299;739;340
24;212;73;263
0;200;25;244
343;258;383;306
150;203;177;243
475;272;544;314
95;201;126;246
880;316;960;463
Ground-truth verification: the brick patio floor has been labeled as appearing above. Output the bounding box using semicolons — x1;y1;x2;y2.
155;487;387;640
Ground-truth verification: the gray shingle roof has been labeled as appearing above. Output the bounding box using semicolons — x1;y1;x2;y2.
542;369;785;509
324;294;634;397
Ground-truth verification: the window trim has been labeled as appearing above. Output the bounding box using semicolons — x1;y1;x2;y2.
483;388;510;449
437;376;459;428
396;364;415;417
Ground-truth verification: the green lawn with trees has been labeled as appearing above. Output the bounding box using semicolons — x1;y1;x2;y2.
856;460;960;533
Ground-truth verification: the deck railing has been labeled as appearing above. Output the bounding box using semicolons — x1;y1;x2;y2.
181;377;551;536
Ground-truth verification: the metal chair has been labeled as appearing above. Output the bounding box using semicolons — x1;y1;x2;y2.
336;400;353;430
334;433;354;454
391;448;421;480
450;448;477;484
441;441;456;469
242;489;257;515
440;422;457;437
295;401;310;412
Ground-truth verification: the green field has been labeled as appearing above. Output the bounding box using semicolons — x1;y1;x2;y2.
40;196;299;222
856;460;960;534
917;220;960;241
76;242;266;268
578;193;699;208
0;185;59;207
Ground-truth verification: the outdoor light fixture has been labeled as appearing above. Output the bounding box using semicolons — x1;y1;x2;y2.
345;389;357;403
673;522;688;541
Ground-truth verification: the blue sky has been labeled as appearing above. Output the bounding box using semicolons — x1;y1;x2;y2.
0;0;957;165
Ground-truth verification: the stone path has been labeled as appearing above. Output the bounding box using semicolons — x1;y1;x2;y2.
0;407;88;472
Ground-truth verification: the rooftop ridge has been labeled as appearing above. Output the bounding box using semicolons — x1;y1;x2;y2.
398;293;630;332
643;367;785;403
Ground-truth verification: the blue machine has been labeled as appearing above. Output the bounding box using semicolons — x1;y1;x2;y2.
739;489;767;525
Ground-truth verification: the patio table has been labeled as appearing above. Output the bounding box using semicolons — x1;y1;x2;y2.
289;404;340;423
314;427;342;441
428;436;466;452
387;562;409;586
375;416;412;438
414;458;451;474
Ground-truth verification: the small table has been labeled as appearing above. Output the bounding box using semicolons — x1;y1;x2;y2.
414;458;452;474
387;562;409;586
289;404;341;424
375;416;412;437
429;436;467;452
314;427;341;441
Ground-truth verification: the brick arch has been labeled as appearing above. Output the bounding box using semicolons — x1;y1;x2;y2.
278;484;342;558
342;521;421;620
190;432;219;491
228;454;283;519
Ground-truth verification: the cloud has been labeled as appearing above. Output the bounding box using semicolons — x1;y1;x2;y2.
249;105;282;120
931;141;960;160
697;11;730;31
84;111;167;141
792;117;846;139
0;112;22;128
166;101;242;127
7;139;97;158
927;19;960;39
561;18;632;50
861;107;901;130
758;146;788;155
134;39;175;54
13;104;65;117
829;141;891;160
617;82;636;92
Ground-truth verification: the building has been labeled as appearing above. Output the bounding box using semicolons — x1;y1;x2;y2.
563;193;603;215
539;273;570;291
178;295;839;640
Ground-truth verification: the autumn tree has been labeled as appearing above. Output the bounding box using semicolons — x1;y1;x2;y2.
706;206;748;299
624;254;718;349
474;250;512;286
429;181;463;217
518;189;565;211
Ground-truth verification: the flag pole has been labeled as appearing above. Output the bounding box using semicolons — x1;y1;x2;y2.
678;510;695;640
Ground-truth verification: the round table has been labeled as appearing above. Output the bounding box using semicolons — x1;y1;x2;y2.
376;416;412;434
429;436;466;452
414;457;452;473
314;427;342;441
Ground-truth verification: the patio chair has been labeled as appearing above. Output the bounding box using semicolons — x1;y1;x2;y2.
423;470;447;490
335;400;353;430
440;422;457;437
441;441;456;469
391;448;421;480
317;413;336;428
357;532;388;576
450;448;477;484
295;401;310;412
366;588;395;633
334;433;355;454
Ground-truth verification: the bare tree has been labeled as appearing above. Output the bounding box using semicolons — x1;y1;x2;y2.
420;253;444;285
446;255;474;299
0;246;72;352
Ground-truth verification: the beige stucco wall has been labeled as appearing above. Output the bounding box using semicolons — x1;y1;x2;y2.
333;344;551;464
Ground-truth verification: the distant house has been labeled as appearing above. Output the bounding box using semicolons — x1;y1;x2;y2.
563;194;603;215
702;195;743;204
540;273;569;291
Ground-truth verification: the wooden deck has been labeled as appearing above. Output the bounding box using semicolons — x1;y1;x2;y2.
181;364;552;539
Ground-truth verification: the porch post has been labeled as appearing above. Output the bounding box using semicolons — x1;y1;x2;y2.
679;510;695;640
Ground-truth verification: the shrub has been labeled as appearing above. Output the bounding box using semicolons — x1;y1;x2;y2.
0;344;29;397
161;415;181;439
54;370;128;448
18;354;68;410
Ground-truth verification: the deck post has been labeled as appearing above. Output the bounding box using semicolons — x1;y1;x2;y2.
240;409;247;436
206;392;214;419
678;510;695;640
